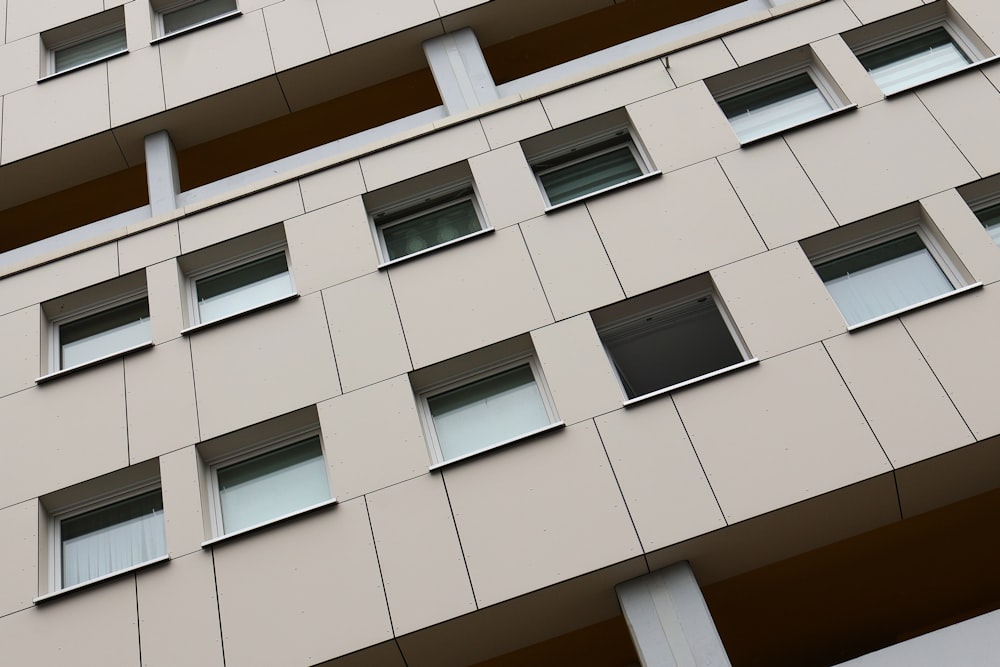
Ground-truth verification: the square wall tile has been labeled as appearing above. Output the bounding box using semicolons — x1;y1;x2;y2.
319;0;439;53
917;71;1000;179
360;122;490;192
179;183;303;253
0;305;40;398
263;0;331;72
286;198;379;295
722;0;860;65
470;143;547;230
479;100;552;149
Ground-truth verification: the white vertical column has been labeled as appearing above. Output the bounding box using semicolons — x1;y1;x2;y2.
616;562;732;667
144;130;181;216
423;27;499;115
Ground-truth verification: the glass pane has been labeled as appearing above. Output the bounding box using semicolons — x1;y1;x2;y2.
196;253;292;324
817;233;954;326
217;436;330;534
720;73;832;143
61;490;165;588
539;145;643;206
381;199;482;261
859;28;970;95
975;203;1000;246
428;364;550;462
60;298;151;370
54;29;126;72
163;0;238;35
603;299;744;399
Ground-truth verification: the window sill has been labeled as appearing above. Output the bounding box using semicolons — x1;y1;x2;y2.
200;497;338;548
622;358;759;407
181;293;299;335
428;421;566;471
883;54;1000;98
35;340;154;384
33;554;168;604
846;282;983;332
377;228;494;270
150;9;242;44
37;48;128;83
543;171;662;213
737;104;858;147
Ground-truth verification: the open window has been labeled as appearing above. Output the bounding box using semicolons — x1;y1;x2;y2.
522;109;658;209
40;8;127;78
592;275;756;404
152;0;240;40
802;204;978;329
365;162;490;266
708;47;853;145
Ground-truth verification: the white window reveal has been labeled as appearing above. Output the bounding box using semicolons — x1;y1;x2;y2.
193;250;294;325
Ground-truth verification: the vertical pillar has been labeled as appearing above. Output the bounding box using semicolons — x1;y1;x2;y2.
145;130;181;216
616;562;732;667
423;27;499;115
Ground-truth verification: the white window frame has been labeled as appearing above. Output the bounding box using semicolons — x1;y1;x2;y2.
202;426;336;545
850;15;996;97
151;0;241;42
45;480;166;597
714;61;854;145
809;221;979;331
597;290;757;406
182;241;296;332
370;181;491;267
966;193;1000;246
40;11;128;80
527;126;659;211
418;353;564;470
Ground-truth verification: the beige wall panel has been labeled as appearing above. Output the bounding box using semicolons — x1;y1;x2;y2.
722;0;860;65
285;198;378;295
214;498;392;666
359;122;490;191
950;0;1000;53
921;189;1000;285
901;286;1000;440
179;183;303;253
674;344;891;524
540;60;674;130
0;500;36;617
117;222;180;275
239;0;287;11
627;82;739;174
520;208;625;321
298;161;366;212
469;143;546;230
809;35;884;108
5;0;103;42
146;260;184;344
0;36;38;96
479;100;552;149
159;446;207;557
0;577;138;666
125;338;199;463
586;161;766;297
712;244;845;359
319;375;427;500
824;322;973;468
122;0;152;47
389;227;554;369
844;0;923;23
137;551;224;667
442;420;642;607
159;12;276;108
319;0;439;53
0;306;40;397
108;46;165;127
367;473;476;635
530;314;623;425
263;0;331;72
917;72;1000;178
785;97;978;224
0;242;118;317
1;64;111;163
323;272;411;393
896;436;1000;518
190;292;340;439
718;138;837;249
667;39;737;87
596;402;726;552
0;362;127;507
435;0;490;15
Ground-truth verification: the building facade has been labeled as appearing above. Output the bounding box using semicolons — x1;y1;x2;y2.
0;0;999;665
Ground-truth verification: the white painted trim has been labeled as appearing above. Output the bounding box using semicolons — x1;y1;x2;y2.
882;54;1000;98
427;421;566;471
36;341;153;384
622;359;760;407
737;104;857;146
34;555;169;603
377;228;494;269
845;283;982;332
543;171;662;212
181;292;298;334
200;498;338;548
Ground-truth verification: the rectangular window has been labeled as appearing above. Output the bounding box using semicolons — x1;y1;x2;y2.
210;435;332;537
41;8;127;77
155;0;239;38
975;203;1000;246
857;27;972;95
374;187;486;263
58;298;151;371
531;131;650;207
56;489;166;590
718;72;834;144
193;251;293;325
